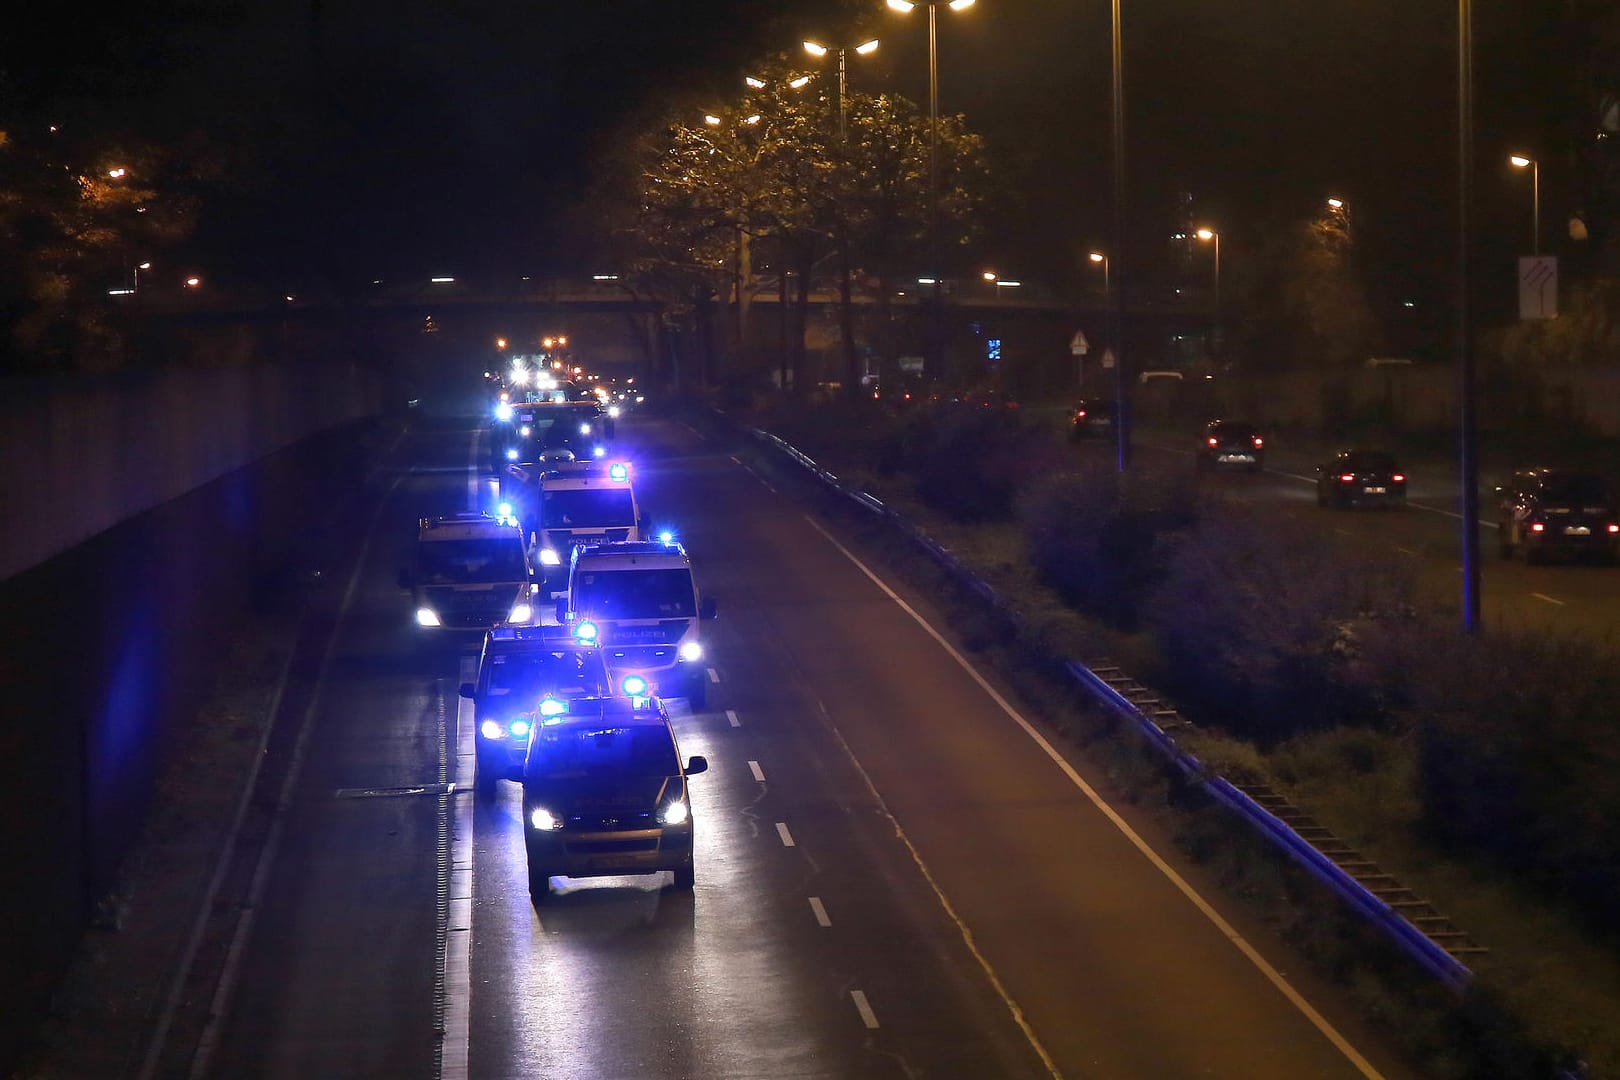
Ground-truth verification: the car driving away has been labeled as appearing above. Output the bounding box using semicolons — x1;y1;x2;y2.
1196;418;1266;472
1497;467;1620;564
1069;398;1116;440
460;626;615;794
521;695;708;900
1315;449;1407;509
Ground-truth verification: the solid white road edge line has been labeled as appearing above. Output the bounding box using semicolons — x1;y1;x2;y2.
808;896;832;928
775;822;795;847
850;990;880;1030
748;760;766;783
1531;592;1566;606
802;514;1387;1080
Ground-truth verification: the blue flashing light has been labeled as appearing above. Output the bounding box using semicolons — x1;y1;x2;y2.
621;674;649;697
509;718;532;738
658;530;674;545
497;501;514;519
608;462;629;482
538;697;567;717
574;620;599;643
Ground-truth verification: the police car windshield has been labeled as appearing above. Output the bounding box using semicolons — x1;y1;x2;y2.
576;569;696;619
485;650;610;699
542;489;636;528
419;538;527;584
527;726;679;780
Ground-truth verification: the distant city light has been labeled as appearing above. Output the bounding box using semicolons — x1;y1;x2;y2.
184;277;201;288
593;274;620;281
917;276;937;285
998;279;1022;287
430;276;455;284
107;288;134;296
107;167;126;179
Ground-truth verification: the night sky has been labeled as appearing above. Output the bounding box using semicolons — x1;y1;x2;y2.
2;1;1576;319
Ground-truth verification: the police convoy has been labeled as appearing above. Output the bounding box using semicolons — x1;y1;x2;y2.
408;365;715;899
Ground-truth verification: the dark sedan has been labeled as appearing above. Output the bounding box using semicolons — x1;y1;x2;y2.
1069;399;1117;440
1315;450;1407;509
1195;419;1265;472
1497;468;1620;564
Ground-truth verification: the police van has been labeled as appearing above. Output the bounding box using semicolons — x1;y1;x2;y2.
560;539;717;707
398;512;537;631
530;461;645;595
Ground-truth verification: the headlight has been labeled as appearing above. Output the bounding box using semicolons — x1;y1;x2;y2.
519;425;531;437
508;602;532;624
508;719;531;738
678;640;703;662
579;422;592;435
658;800;689;826
506;448;519;461
538;697;568;717
416;608;442;627
495;402;513;421
529;806;562;831
621;674;648;696
592;445;606;458
607;405;621;418
480;719;504;739
539;548;561;566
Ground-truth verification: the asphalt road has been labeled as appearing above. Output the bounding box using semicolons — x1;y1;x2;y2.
1106;430;1620;639
199;411;1421;1079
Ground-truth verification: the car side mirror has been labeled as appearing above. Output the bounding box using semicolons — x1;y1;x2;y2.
699;597;717;621
458;682;476;700
397;568;413;590
685;755;708;776
554;598;568;622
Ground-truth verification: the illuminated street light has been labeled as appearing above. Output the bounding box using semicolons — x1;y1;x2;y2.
133;261;151;292
107;167;127;179
1509;154;1540;255
1088;251;1111;297
982;270;997;281
184;276;201;288
745;76;766;88
802;40;828;57
496;337;508;350
743;114;762;125
703;114;722;126
1195;228;1221;356
889;0;977;383
1327;197;1345;211
788;75;811;89
430;276;455;284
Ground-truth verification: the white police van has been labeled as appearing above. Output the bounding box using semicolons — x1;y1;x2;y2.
560;539;717;707
528;461;645;595
398;513;537;631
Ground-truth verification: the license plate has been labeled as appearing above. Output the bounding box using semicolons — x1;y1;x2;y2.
1565;525;1591;536
1218;453;1253;463
1364;486;1386;494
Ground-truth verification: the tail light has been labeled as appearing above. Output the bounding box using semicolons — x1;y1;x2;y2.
1252;436;1264;448
1530;521;1546;533
1075;409;1087;419
1339;474;1357;483
1609;523;1619;534
1207;436;1218;447
1392;474;1405;483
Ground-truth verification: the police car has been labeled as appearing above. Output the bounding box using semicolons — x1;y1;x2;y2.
398;513;537;632
561;538;717;708
521;694;708;898
529;461;644;594
458;626;615;793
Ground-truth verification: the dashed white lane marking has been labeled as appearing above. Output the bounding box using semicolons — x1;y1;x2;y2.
730;455;743;465
707;667;721;683
1395;546;1417;555
748;760;766;783
802;514;1386;1080
1531;592;1566;606
850;990;880;1029
726;709;742;728
809;896;832;928
775;822;796;848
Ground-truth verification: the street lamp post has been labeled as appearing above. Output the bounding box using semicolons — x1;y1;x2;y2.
1458;0;1481;634
1109;0;1129;471
1510;154;1540;255
1195;228;1220;356
133;261;151;292
803;38;879;139
888;0;976;384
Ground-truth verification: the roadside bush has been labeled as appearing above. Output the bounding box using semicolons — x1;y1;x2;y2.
1017;457;1199;629
1148;511;1417;744
904;406;1063;521
1411;631;1620;935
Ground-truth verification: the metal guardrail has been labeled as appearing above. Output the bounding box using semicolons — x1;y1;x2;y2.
739;417;1484;994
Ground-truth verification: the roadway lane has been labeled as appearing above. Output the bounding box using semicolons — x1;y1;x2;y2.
204;421;478;1078
1108;434;1620;638
461;415;1415;1080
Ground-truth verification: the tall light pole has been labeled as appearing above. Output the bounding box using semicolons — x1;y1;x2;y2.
803;38;879;139
888;0;976;383
1109;0;1129;470
133;261;151;292
1195;227;1220;357
1458;0;1481;634
1509;154;1540;255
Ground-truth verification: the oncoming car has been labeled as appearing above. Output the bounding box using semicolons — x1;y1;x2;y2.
522;697;708;899
459;627;614;793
